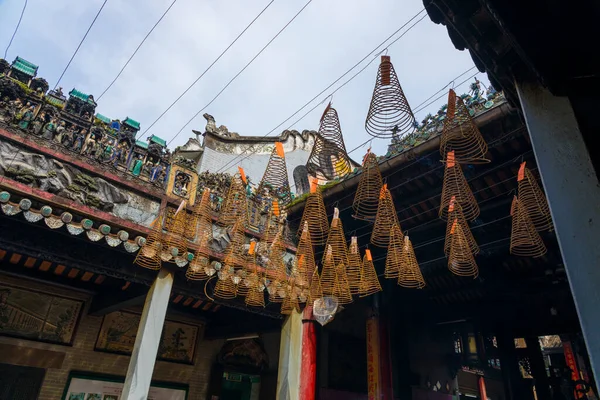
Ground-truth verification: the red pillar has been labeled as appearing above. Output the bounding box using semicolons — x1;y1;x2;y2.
479;376;488;400
300;305;317;400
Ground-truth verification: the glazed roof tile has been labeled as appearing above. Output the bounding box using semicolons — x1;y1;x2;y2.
123;117;140;130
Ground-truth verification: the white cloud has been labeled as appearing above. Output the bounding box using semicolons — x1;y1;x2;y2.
1;0;488;158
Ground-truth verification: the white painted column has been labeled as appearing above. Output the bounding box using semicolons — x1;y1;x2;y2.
121;268;174;400
517;82;600;380
276;310;303;400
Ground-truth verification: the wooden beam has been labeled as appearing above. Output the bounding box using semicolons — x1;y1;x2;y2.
88;290;147;316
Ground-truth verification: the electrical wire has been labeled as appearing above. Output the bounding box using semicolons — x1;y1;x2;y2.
96;0;178;101
3;0;28;59
139;0;276;138
54;0;109;90
212;9;428;175
160;0;313;145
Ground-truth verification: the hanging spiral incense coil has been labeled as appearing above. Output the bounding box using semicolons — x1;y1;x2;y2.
444;198;479;256
510;196;547;257
398;236;426;289
163;206;188;264
439;151;479;221
333;263;353;305
346;237;362;295
447;220;479;278
213;265;238;299
297;188;329;246
264;207;284;247
359;250;382;297
440;89;489;164
365;55;416;139
320;245;337;296
296;223;317;288
352;151;384;222
257;143;293;207
371;185;401;248
322;208;349;268
186;253;211;281
308;266;323;305
192;188;214;252
306;103;353;180
245;280;266;307
219;174;248;227
266;231;288;303
134;216;164;270
223;218;247;268
517;162;553;232
281;282;301;315
384;223;404;279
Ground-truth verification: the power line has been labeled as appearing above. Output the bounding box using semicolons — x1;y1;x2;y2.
164;0;314;145
96;0;178;101
54;0;109;90
3;0;28;59
413;71;480;115
213;9;428;175
139;0;276;138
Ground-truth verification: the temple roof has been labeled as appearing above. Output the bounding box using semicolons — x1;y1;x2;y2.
95;113;111;124
135;140;149;149
148;134;166;147
123;117;140;130
69;88;95;104
11;56;38;77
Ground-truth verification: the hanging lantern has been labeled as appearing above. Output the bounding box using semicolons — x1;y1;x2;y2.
365;55;416;139
306;103;352;180
384;223;403;279
219;174;248;227
352;151;384;222
447;220;479;278
359;249;382;297
371;184;401;248
257;143;293;207
346;237;363;295
439;151;479;221
322;207;349;268
510;196;547;257
297;179;329;246
398;236;425;289
134;215;164;270
440;89;489;164
517;162;553;232
444;197;479;256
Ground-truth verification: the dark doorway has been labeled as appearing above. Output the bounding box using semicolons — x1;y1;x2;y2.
0;363;45;400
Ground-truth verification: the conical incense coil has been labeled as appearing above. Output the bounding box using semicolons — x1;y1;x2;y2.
163;204;188;264
308;266;323;305
185;253;211;281
352;151;384;222
245;281;266;307
219;174;248;227
365;55;416;139
439;151;479;221
213;265;238;299
266;231;288;303
359;249;382;297
306;103;352;180
371;185;401;248
296;223;316;288
320;245;337;296
444;198;478;255
237;241;259;297
322;207;349;268
517;162;553;232
346;237;362;295
223;218;247;267
257;143;293;206
189;188;214;250
510;196;547;257
384;223;403;279
447;221;479;278
281;283;300;315
297;184;329;246
398;236;425;289
134;216;164;270
440;89;489;164
333;263;353;305
263;207;284;247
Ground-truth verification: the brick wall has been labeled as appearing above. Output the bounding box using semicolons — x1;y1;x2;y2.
0;275;223;399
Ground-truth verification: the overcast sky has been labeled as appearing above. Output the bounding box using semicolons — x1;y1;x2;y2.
0;0;489;157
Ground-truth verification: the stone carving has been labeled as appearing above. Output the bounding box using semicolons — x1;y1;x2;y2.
203;113;239;138
0;139;128;212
